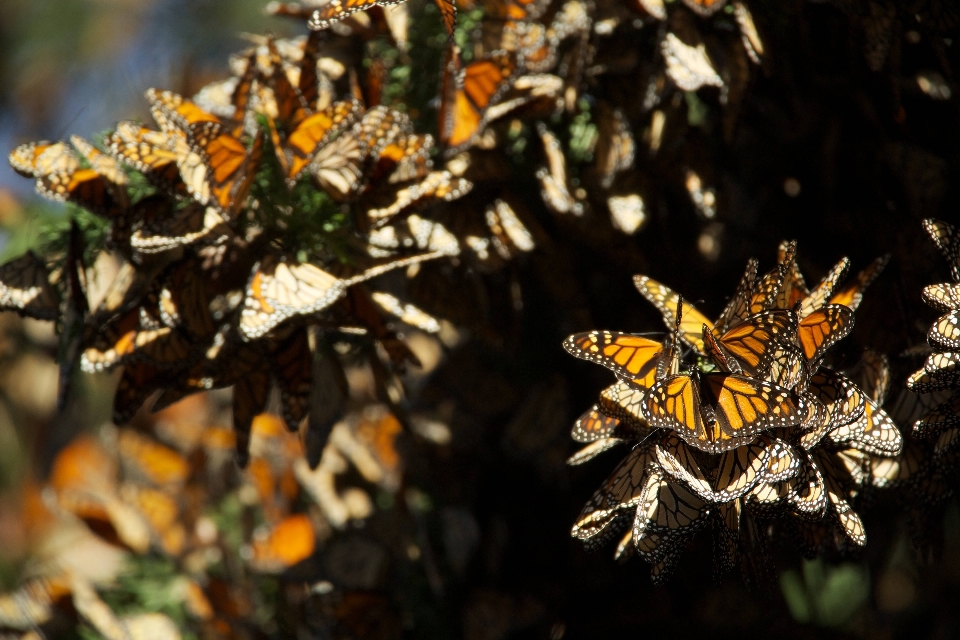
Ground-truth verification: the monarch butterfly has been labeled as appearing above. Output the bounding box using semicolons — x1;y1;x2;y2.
907;367;959;393
263;38;363;184
146;88;264;216
0;251;59;320
800;368;865;449
786;452;827;518
240;255;346;340
607;194;647;236
0;574;72;629
157;261;216;339
563;330;666;389
597;381;654;433
828;254;889;312
116;429;190;491
9;140;127;219
309;131;367;200
268;327;313;432
365;170;473;223
250;514;316;572
571;444;658;541
438;47;517;152
928;311;960;350
797;257;850;318
702;312;805;388
914;395;960;439
643;366;806;453
308;0;457;39
367;213;461;257
536;124;584;215
813;449;867;546
571;405;622;443
829;396;902;457
715;259;759;334
923;282;960;313
923;218;960;282
131;203;228;254
633;275;713;353
119;484;186;557
796;304;854;363
750;240;795;314
80;308;196;373
593;103;636;189
375;134;434;185
662;33;723;92
370;291;441;333
113;361;177;425
104;121;187;195
69;135;130;207
734;2;764;64
485;198;536;258
632;469;708;557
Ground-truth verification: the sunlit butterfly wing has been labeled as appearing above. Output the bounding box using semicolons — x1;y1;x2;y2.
800;368;865;449
797;304;854;363
655;434;713;501
841;397;903;457
715;258;758;334
69;135;129;208
734;2;764;64
536;124;583;215
131;203;228;254
567;438;624;466
271;98;363;184
929;311;960;350
712;310;800;383
923;218;960;282
923;282;960;313
750;241;794;314
365;170;473;223
786;452;827;518
104;121;186;195
485;198;536;257
0;251;59;320
571;444;658;541
439;48;517;152
240;254;346;339
563;331;664;390
644;372;804;453
310;130;368;200
571;404;621;443
661;33;723;92
593;103;635;189
814;449;867;546
250;514;316;571
370;291;441;333
798;257;850;318
308;0;407;30
597;381;654;434
633;275;713;353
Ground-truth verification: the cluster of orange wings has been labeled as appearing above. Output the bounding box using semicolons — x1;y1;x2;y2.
563;240;914;582
0;400;410;638
4;26;489;466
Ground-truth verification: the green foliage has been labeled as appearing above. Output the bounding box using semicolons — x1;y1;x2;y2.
97;556;198;640
780;559;870;627
568;98;598;165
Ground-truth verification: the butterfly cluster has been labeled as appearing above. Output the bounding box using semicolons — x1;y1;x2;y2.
896;220;960;505
564;241;905;582
4;25;481;467
0;397;415;638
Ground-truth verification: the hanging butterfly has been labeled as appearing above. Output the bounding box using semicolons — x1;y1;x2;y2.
923;218;960;282
438;46;517;153
536;124;584;215
0;251;59;320
828;254;889;312
308;0;456;39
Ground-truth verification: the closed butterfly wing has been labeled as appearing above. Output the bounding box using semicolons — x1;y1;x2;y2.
567;438;624;466
929;311;960;350
308;0;408;30
0;251;59;320
842;397;903;457
597;381;653;433
571;443;658;540
268;327;313;432
105;121;186;195
923;282;960;313
563;331;664;390
798;257;850;318
310;130;367;200
240;255;346;339
272;99;363;184
571;404;621;443
914;395;960;439
365;170;472;223
633;275;713;353
715;258;758;334
923;218;960;282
